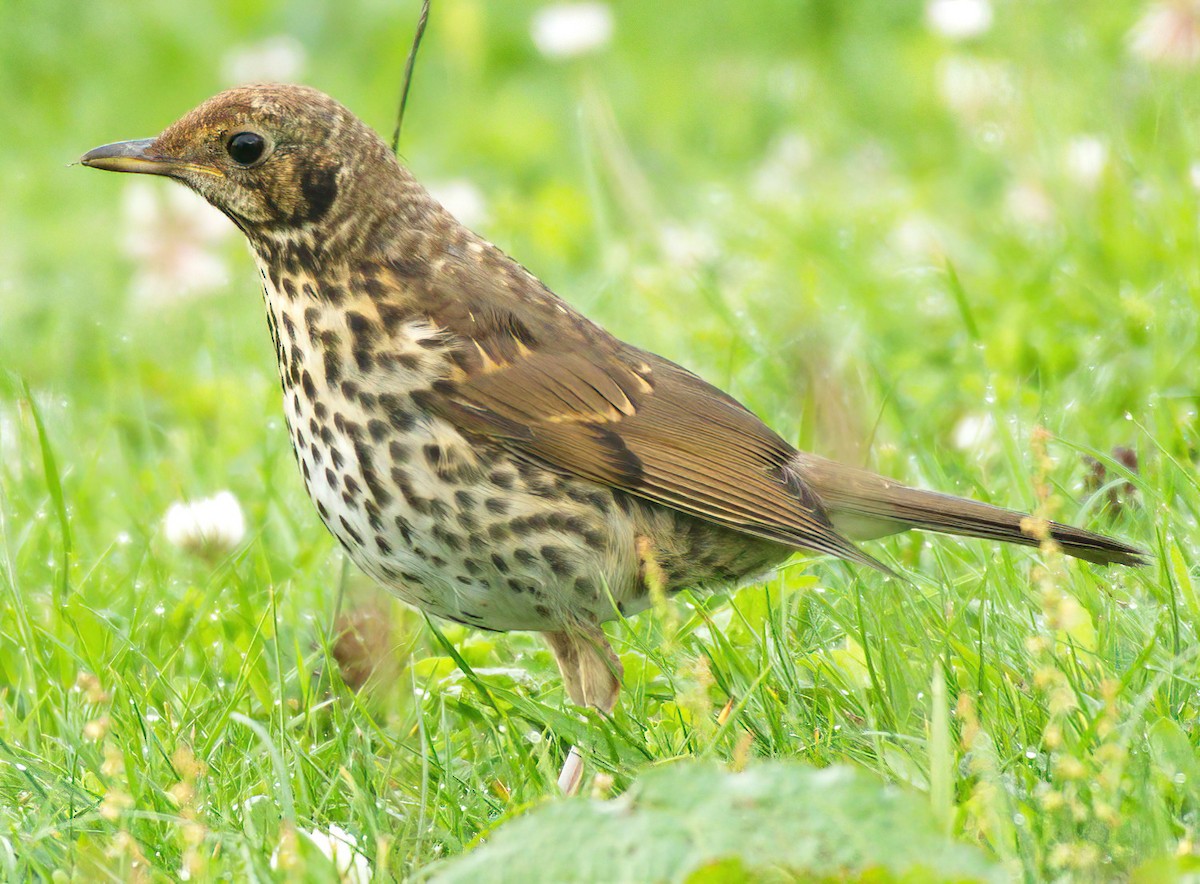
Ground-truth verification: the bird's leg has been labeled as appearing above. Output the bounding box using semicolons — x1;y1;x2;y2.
543;625;622;795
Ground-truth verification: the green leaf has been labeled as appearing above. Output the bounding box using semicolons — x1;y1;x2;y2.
425;760;1000;883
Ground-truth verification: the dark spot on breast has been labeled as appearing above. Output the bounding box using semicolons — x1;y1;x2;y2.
394;517;413;545
489;470;515;490
375;535;392;555
514;548;536;567
368;419;389;442
353;440;374;471
380;394;415;431
301;370;316;401
485;498;509;516
304;307;320;338
323;349;342;386
463;558;482;576
541;546;572;577
490;553;509;574
487;523;510;541
379;303;407;332
338;516;363;546
389;441;410;463
331;448;345;470
364;499;384;530
381;351;423;371
325;468;337;486
360;273;386;299
343;474;361;496
341;380;360;400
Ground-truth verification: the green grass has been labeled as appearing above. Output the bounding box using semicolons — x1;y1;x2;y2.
1;0;1199;879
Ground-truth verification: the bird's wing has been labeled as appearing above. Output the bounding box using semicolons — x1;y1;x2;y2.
422;325;886;572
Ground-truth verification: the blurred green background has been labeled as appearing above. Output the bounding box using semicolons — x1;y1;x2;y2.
1;0;1199;879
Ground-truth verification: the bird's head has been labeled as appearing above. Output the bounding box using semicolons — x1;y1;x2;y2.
81;84;435;258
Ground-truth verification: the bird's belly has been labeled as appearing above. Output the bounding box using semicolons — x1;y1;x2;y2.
282;383;639;631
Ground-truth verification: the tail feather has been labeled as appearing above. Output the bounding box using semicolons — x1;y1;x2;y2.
790;453;1147;567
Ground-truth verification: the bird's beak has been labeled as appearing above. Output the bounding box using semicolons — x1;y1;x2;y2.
80;138;217;177
80;138;174;175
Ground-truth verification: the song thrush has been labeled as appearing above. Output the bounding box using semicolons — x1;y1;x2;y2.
82;84;1145;785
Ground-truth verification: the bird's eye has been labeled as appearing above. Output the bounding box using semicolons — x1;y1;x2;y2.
226;131;267;166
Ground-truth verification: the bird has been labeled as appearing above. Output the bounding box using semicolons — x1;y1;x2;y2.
81;84;1145;789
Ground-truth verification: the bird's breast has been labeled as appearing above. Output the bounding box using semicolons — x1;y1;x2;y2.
255;263;644;631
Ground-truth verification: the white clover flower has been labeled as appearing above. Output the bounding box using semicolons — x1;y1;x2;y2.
121;181;232;306
1064;136;1108;188
531;3;614;60
426;179;488;228
888;216;946;261
222;35;307;85
936;57;1014;119
659;223;717;270
926;0;993;40
750;130;813;204
271;825;372;883
163;491;246;556
1130;1;1200;66
1004;180;1056;228
953;413;996;452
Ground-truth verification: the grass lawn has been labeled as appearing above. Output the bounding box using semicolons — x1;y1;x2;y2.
1;0;1198;879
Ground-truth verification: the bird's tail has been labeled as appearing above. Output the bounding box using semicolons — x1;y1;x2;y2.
789;452;1147;567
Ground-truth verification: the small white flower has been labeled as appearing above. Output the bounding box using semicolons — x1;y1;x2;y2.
926;0;993;40
271;825;371;883
750;130;813;203
953;413;996;452
1130;1;1200;66
888;216;946;261
1189;160;1200;189
163;491;246;556
531;3;613;59
1064;136;1108;187
936;57;1014;119
121;181;232;306
1004;180;1056;227
426;179;488;228
659;224;717;270
222;35;307;85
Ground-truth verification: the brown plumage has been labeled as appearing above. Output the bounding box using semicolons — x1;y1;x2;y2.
81;85;1146;754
